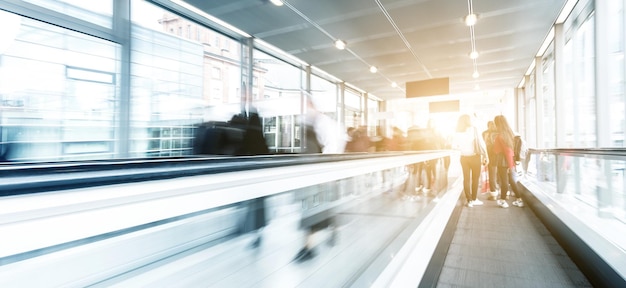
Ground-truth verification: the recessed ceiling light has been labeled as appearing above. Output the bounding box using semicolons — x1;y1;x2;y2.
369;66;378;73
464;14;478;26
334;39;346;50
472;71;480;78
469;51;479;59
269;0;284;6
391;82;398;88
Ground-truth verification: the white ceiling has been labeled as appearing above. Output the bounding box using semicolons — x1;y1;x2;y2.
182;0;567;101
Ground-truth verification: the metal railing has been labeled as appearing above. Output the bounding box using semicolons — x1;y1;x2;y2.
519;148;626;284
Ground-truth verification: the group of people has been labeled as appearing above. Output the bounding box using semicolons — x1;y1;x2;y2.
201;96;525;263
406;122;448;194
193;95;347;262
450;114;524;208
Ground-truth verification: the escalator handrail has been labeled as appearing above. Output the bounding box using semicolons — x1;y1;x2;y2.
0;151;449;197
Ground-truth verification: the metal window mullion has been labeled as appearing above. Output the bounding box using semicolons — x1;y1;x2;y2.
554;23;570;195
622;0;626;205
623;0;626;215
524;75;533;147
302;65;311;151
555;23;566;148
535;56;544;149
595;0;611;147
113;0;131;158
340;82;346;129
515;87;523;137
243;37;253;113
361;92;369;126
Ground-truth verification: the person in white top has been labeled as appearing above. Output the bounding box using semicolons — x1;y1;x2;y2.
294;95;347;262
300;95;347;154
450;114;488;207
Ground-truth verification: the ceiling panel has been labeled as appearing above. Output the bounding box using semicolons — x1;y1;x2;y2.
183;0;567;100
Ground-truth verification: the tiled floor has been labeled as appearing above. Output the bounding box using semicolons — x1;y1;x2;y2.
437;195;592;288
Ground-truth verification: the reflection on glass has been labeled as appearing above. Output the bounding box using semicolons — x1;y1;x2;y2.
251;49;302;153
608;0;625;147
130;0;244;157
233;156;456;268
367;98;379;136
23;0;113;28
525;150;626;253
563;14;596;148
0;14;119;162
542;44;556;149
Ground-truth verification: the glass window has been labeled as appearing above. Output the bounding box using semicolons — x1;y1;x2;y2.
569;14;596;147
367;97;379;136
579;15;597;147
344;89;362;129
608;0;625;147
562;11;596;148
542;44;556;148
252;49;303;153
211;80;223;100
344;90;361;111
311;74;338;116
0;12;119;161
526;72;536;148
212;67;221;79
563;35;575;147
130;0;242;157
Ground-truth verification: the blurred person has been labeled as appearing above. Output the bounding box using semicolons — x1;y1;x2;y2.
193;105;270;248
385;126;407;151
230;107;271;248
482;120;499;200
231;107;270;156
345;125;372;152
493;115;524;208
427;119;449;185
294;95;346;262
0;138;11;163
302;96;346;154
192;105;269;156
450;114;488;207
371;126;386;152
406;125;426;195
513;134;529;175
379;126;406;193
407;121;442;194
